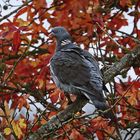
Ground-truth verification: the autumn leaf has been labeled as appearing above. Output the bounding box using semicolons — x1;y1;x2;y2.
17;95;30;110
12;119;26;139
70;129;85;140
19;118;27;129
46;83;56;91
14;7;28;21
0;101;14;118
40;118;47;125
4;128;11;135
50;88;60;103
12;30;21;52
4;118;27;139
37;79;44;89
16;18;30;27
119;0;132;8
0;0;139;139
96;131;104;140
90;117;108;129
48;111;57;119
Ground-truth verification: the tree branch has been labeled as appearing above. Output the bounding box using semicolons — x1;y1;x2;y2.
28;44;140;140
104;44;140;83
0;0;32;22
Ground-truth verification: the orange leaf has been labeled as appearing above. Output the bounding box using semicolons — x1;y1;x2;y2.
48;111;57;119
18;95;30;110
46;83;56;90
41;118;47;125
38;79;45;89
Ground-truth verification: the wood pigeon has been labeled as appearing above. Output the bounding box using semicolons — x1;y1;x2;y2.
49;26;114;119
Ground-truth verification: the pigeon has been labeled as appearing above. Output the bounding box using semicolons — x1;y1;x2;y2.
49;26;114;119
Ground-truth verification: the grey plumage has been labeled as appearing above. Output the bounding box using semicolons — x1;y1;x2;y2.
50;27;114;119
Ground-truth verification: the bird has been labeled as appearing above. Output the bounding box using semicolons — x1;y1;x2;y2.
49;26;114;119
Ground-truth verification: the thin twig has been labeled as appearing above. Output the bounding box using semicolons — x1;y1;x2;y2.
1;101;18;139
96;22;128;51
0;0;32;22
99;76;139;119
2;48;27;85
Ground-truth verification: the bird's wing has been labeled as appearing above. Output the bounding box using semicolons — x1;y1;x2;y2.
50;49;90;86
82;49;109;92
50;47;104;102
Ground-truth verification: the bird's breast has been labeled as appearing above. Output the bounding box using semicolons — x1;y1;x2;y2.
50;63;80;94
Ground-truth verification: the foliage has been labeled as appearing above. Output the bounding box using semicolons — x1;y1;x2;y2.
0;0;140;139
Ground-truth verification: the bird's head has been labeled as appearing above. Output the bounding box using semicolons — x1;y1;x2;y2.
50;26;72;45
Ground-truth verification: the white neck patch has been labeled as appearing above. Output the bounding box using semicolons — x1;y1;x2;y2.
61;39;71;46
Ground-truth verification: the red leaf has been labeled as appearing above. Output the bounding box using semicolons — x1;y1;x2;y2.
14;7;28;22
96;131;104;140
13;30;21;52
134;67;140;75
119;0;132;8
50;89;60;103
31;125;40;132
70;129;85;140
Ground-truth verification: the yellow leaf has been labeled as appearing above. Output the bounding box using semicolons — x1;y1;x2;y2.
4;128;11;135
30;60;40;67
16;18;30;27
12;121;23;139
19;118;26;129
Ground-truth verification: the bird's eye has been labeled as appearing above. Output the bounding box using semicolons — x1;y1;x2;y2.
52;29;62;34
53;31;57;33
55;30;59;33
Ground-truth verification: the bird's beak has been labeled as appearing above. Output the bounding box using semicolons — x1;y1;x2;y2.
48;31;55;39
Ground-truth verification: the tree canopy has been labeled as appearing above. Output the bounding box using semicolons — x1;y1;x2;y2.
0;0;140;140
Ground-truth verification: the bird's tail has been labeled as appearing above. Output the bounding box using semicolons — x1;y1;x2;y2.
88;95;115;120
96;102;115;120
